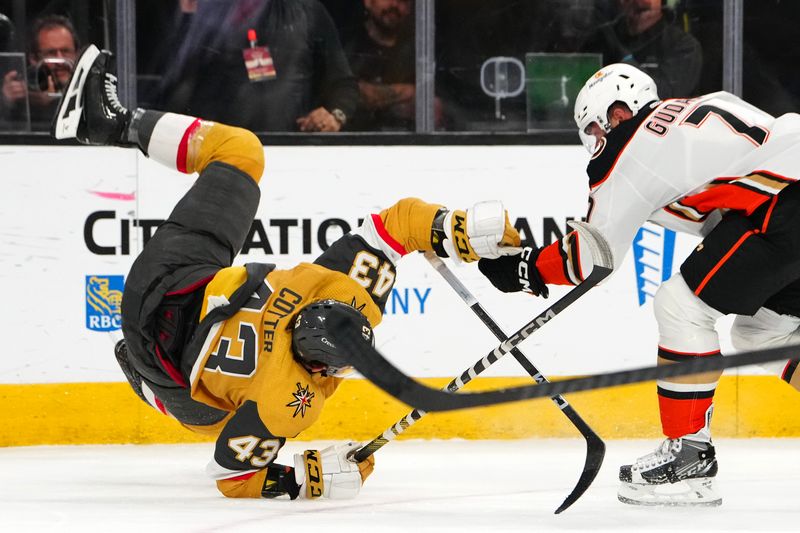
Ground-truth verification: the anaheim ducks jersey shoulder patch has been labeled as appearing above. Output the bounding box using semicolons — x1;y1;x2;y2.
587;101;658;188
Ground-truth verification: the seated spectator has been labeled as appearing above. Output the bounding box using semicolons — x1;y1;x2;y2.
0;15;79;130
160;0;358;133
581;0;702;97
343;0;421;131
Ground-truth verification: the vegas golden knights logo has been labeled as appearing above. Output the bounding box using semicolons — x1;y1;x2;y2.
287;382;315;418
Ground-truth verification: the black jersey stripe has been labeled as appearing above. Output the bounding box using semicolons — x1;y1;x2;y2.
657;386;716;400
658;347;722;362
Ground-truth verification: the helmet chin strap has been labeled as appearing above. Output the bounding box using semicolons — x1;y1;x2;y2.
298;357;353;378
323;365;355;378
306;362;327;373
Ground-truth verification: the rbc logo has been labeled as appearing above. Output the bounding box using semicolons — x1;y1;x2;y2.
86;275;124;331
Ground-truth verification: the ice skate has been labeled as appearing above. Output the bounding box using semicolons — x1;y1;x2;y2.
618;435;721;507
52;44;131;145
114;340;148;404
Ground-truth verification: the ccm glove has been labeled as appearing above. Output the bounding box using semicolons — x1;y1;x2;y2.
293;441;375;499
478;246;549;297
432;201;521;262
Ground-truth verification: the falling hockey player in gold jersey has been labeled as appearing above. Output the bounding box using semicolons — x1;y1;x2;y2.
53;46;521;501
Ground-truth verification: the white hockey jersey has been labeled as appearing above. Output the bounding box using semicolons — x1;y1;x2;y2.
536;92;800;285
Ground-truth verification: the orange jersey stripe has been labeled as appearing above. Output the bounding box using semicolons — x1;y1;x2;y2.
536;241;572;285
679;183;770;216
760;195;779;233
694;230;755;296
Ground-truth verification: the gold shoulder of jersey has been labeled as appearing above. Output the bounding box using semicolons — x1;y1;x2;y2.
205;266;248;298
200;266;249;317
255;359;331;436
267;263;383;327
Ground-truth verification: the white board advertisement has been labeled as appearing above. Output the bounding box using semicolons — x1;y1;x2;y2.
1;144;740;384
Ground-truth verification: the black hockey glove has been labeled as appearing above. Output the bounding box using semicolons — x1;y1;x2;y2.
478;246;549;298
261;464;301;500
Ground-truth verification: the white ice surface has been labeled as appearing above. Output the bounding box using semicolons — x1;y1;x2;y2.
1;439;798;532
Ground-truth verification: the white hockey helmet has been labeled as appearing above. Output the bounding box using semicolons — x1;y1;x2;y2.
574;63;659;153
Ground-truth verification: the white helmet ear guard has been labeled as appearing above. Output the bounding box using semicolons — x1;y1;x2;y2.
574;63;659;153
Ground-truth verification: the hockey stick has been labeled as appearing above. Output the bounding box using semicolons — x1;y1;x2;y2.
352;258;607;460
338;324;799;412
424;252;605;514
352;221;612;512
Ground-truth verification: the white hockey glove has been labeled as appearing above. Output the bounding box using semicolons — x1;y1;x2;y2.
293;441;375;499
434;200;521;262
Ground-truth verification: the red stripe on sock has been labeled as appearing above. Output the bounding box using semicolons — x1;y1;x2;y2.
176;118;202;173
782;360;792;379
154;396;168;415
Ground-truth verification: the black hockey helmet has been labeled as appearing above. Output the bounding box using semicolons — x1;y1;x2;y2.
291;299;374;377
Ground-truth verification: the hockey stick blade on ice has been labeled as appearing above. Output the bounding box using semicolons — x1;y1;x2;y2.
352;221;613;511
352;248;608;483
425;252;604;514
338;325;799;412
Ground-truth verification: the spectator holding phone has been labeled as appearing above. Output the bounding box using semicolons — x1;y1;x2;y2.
1;15;79;130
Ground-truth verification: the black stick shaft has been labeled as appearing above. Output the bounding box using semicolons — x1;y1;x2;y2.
345;336;800;413
425;254;605;514
353;259;611;463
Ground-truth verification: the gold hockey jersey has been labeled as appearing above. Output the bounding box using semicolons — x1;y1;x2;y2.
189;198;444;497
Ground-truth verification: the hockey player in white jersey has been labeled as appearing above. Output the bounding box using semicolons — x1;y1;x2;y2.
479;63;800;506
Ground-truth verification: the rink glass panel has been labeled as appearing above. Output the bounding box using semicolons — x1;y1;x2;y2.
741;1;800;117
0;0;113;134
0;0;761;142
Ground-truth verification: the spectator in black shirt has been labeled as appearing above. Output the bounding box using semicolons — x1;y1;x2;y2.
344;0;421;131
161;0;358;132
582;0;702;97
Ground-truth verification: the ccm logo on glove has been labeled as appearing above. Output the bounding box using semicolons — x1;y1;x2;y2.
478;246;549;298
294;442;374;499
452;213;471;258
518;247;536;294
304;450;324;498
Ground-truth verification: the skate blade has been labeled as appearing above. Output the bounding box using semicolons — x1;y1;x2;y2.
52;44;101;140
618;478;722;507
